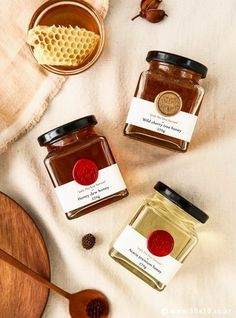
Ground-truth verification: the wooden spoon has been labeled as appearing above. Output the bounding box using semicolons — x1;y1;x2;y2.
0;248;109;318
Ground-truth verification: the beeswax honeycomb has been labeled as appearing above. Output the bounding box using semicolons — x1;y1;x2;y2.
27;25;100;66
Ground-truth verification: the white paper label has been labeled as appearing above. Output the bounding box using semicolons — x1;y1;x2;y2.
55;164;126;213
126;97;198;142
113;226;182;285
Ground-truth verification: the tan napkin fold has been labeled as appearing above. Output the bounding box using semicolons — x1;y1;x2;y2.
0;0;109;154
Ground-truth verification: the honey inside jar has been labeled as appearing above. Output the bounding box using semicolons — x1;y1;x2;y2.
38;116;128;220
110;181;209;291
28;0;105;75
124;51;208;152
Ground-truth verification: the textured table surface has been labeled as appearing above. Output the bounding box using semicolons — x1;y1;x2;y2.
0;1;235;317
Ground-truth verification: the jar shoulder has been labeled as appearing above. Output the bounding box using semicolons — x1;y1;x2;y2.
139;69;204;89
44;134;109;163
133;198;199;238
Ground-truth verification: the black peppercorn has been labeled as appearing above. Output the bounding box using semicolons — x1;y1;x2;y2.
82;233;96;250
86;298;105;318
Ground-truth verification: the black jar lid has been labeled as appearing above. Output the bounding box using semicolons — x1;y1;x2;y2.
154;181;209;223
146;51;208;78
38;115;97;146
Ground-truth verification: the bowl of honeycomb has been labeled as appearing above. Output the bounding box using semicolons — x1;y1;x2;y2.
27;0;105;75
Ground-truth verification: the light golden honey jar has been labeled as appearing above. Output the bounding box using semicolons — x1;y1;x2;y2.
110;181;209;291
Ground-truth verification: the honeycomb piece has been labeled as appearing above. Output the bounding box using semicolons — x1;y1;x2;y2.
27;25;100;66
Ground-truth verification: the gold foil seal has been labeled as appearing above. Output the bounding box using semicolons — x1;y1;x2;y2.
155;91;182;116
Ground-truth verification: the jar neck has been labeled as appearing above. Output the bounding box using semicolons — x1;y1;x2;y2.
45;126;97;152
148;60;202;84
149;191;200;231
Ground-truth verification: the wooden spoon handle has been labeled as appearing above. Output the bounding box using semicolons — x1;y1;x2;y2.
0;248;71;299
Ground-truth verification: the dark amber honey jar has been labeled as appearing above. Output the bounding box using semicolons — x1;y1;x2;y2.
38;115;128;219
124;51;208;152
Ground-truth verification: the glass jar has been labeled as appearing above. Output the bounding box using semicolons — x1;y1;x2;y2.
38;115;128;220
109;181;209;291
124;51;208;152
28;0;105;75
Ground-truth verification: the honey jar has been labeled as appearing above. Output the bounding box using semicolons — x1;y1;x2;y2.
124;51;208;152
38;115;128;219
109;181;209;291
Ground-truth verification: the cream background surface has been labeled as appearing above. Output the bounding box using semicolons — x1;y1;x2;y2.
0;0;235;317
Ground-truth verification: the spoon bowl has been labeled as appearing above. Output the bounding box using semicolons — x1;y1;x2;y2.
69;289;109;318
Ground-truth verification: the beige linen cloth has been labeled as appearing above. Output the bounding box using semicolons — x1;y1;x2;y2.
0;0;235;318
0;0;108;153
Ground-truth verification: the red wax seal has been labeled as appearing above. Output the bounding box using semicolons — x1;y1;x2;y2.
147;230;174;257
72;159;99;186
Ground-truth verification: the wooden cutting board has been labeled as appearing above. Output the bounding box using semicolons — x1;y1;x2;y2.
0;192;50;318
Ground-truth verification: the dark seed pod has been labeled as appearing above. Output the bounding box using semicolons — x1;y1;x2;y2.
132;0;167;24
141;0;161;11
145;9;168;23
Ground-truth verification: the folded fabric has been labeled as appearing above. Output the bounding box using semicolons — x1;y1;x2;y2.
0;0;108;154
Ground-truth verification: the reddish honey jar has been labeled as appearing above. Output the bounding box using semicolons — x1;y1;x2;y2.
124;51;208;152
38;115;128;219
